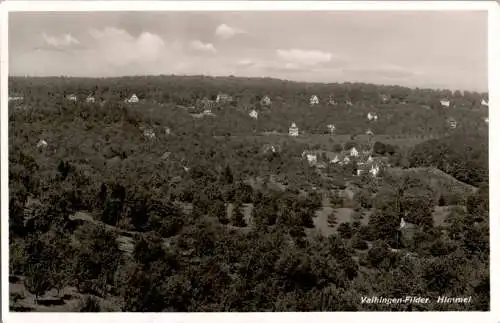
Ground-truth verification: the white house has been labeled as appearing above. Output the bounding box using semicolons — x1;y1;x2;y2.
304;153;317;165
261;96;272;106
216;93;233;103
143;129;156;139
367;112;378;121
380;94;390;103
36;139;48;149
310;95;320;105
127;94;139;103
366;129;374;136
203;108;212;115
440;99;451;108
330;155;340;164
327;124;336;134
447;118;457;129
66;94;77;102
345;99;353;106
8;96;24;102
370;164;380;177
481;99;489;107
289;122;299;137
349;147;359;157
343;156;351;164
367;156;374;163
165;127;172;135
249;109;259;119
86;95;96;103
328;96;337;105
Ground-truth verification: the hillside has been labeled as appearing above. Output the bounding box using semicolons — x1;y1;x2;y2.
9;76;490;312
10;75;488;137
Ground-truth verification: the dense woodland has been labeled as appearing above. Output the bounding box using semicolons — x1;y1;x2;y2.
9;75;489;311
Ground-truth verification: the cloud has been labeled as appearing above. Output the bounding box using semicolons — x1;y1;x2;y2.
88;27;165;67
235;59;255;67
42;32;80;48
215;23;245;39
276;49;333;67
189;40;216;54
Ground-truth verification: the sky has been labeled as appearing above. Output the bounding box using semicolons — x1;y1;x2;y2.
9;11;488;92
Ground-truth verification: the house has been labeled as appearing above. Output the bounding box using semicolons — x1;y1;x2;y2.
310;95;320;105
249;109;259;119
201;97;217;109
66;94;77;102
367;112;378;121
349;147;359;157
143;128;156;139
216;93;233;103
328;96;337;105
327;124;336;134
86;95;96;103
161;152;172;160
440;99;451;108
484;117;489;124
345;99;353;106
289;122;299;137
447;118;457;129
165;127;172;135
366;129;374;136
36;139;48;149
343;156;351;164
367;156;373;163
260;96;272;106
369;164;380;177
8;95;24;102
481;99;489;107
262;144;279;154
380;94;390;103
203;108;213;115
302;151;317;165
126;94;139;104
330;155;340;164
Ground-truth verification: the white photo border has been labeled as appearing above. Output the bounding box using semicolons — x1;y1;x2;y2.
1;1;499;323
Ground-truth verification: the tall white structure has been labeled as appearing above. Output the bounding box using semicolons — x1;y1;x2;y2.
289;122;299;137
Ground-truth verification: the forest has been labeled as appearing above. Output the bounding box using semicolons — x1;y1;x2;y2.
8;75;489;311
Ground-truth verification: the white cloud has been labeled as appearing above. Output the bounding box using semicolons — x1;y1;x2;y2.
235;59;255;67
88;27;165;67
215;23;245;39
189;40;217;54
42;32;80;48
276;49;333;67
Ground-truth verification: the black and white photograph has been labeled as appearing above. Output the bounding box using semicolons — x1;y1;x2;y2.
4;1;496;318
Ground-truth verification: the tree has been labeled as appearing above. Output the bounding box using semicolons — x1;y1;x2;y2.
338;222;354;239
231;203;247;227
327;209;338;227
24;263;54;302
78;296;102;312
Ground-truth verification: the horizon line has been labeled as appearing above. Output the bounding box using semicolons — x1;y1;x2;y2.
7;73;489;94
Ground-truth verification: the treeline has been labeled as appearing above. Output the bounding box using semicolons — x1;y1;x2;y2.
407;132;489;187
9;76;488;136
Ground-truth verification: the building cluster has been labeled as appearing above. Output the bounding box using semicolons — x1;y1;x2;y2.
301;146;386;178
